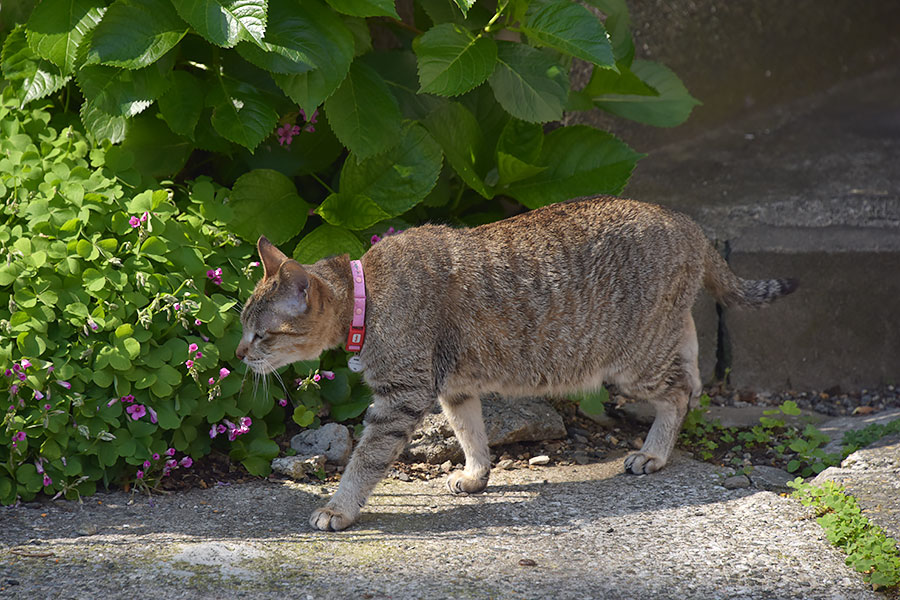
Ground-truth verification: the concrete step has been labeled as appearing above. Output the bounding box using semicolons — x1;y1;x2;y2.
625;66;900;391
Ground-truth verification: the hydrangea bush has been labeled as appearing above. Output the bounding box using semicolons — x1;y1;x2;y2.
0;94;342;504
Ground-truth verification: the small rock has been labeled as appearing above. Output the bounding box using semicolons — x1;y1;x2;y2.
271;455;326;480
518;558;537;567
572;434;588;444
496;459;515;470
75;524;98;536
440;460;453;474
748;465;795;492
528;455;550;466
630;437;644;450
605;434;619;446
397;472;411;482
291;423;353;466
573;452;590;465
722;474;751;490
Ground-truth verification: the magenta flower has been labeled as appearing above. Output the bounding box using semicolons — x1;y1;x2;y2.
195;352;203;359
209;424;218;439
195;319;202;326
174;303;181;311
136;470;144;480
321;371;335;380
42;474;52;487
166;459;177;469
179;457;193;468
12;364;20;373
125;404;147;420
188;343;198;354
17;373;25;381
56;381;71;389
129;216;140;228
143;460;151;469
107;397;119;407
141;211;150;223
147;406;158;424
208;377;215;386
4;369;11;377
122;394;134;403
12;432;25;442
21;360;31;369
276;123;302;147
10;385;18;395
279;398;288;407
371;235;381;244
185;360;194;369
312;373;321;383
88;319;99;331
34;390;44;401
219;367;230;380
239;416;251;429
43;404;51;410
35;459;44;474
152;453;160;461
166;447;175;456
217;424;226;434
206;268;223;286
249;261;260;268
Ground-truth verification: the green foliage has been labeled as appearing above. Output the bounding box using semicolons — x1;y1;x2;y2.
0;98;297;504
3;0;697;257
680;398;842;476
790;479;900;590
841;418;900;459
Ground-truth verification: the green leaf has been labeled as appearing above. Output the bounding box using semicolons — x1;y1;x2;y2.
423;101;491;198
120;112;193;178
413;24;497;97
80;100;128;143
583;62;658;97
450;0;475;17
488;41;568;123
292;405;315;427
24;0;105;74
229;169;310;244
495;118;545;185
324;0;398;18
591;60;700;127
582;0;634;64
573;386;609;416
208;73;278;150
84;0;188;69
292;224;366;264
324;59;402;160
1;25;71;106
523;0;615;68
238;0;355;76
157;70;204;137
335;122;442;216
504;125;643;208
174;0;267;48
315;193;390;230
76;60;172;117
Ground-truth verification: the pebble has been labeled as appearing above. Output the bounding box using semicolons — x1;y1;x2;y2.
440;460;453;474
496;459;515;470
722;474;751;489
397;472;411;482
528;455;550;466
573;452;590;465
75;524;99;536
630;437;644;450
605;434;619;445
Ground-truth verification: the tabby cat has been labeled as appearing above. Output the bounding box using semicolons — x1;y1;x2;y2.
236;196;796;531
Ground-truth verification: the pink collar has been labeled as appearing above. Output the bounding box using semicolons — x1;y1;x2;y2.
345;259;366;352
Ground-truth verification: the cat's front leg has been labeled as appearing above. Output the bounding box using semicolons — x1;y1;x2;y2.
309;388;431;531
439;393;491;494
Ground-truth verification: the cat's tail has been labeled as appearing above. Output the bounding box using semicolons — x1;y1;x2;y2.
702;243;798;308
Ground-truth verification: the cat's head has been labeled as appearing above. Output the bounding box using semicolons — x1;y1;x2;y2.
236;237;339;374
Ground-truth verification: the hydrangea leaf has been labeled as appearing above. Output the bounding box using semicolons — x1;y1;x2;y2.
324;0;399;18
422;101;491;198
229;169;310;244
207;73;278;151
24;0;105;74
1;25;71;107
591;60;701;127
83;0;188;69
174;0;267;48
487;41;568;123
292;224;366;264
413;23;497;97
522;0;615;68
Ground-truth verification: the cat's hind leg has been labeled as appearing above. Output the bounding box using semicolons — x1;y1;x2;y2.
309;386;431;531
439;393;491;494
624;312;701;475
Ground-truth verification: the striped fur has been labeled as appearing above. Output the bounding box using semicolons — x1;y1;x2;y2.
237;196;797;531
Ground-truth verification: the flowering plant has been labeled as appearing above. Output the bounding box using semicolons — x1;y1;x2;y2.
0;102;289;504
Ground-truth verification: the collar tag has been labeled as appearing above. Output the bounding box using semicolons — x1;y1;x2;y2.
345;259;366;353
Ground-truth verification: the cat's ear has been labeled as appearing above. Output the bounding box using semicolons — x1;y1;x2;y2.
258;236;289;280
277;260;310;314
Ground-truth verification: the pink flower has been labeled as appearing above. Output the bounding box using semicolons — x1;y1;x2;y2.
219;367;230;380
136;470;144;480
239;416;251;429
208;377;215;386
279;398;288;407
35;460;44;474
188;343;198;354
312;373;321;383
20;360;31;369
195;319;202;326
4;369;11;377
371;235;381;244
209;425;218;439
129;216;140;228
125;404;147;420
56;381;71;389
17;373;25;381
42;474;52;487
206;268;223;286
147;406;157;424
141;211;150;223
34;390;44;400
122;394;135;403
195;352;202;359
107;397;119;407
166;459;177;469
152;453;160;461
12;432;25;442
321;371;335;380
217;424;226;434
43;404;51;410
143;460;151;469
9;385;17;395
185;360;194;369
166;448;175;456
88;319;99;331
249;261;260;268
12;364;20;372
179;457;193;468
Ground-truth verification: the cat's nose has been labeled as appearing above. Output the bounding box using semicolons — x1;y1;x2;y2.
235;342;247;361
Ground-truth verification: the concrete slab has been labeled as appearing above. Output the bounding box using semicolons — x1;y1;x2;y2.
626;67;900;390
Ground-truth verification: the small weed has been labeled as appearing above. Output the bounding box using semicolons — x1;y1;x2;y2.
841;419;900;459
789;479;900;590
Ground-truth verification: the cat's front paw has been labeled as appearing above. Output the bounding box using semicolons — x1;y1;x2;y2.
447;470;489;495
310;506;356;531
624;452;667;475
